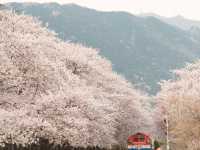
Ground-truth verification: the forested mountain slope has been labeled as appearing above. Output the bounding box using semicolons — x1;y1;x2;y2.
140;13;200;30
6;2;200;94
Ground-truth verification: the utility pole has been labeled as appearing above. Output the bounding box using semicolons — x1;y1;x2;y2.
164;115;170;150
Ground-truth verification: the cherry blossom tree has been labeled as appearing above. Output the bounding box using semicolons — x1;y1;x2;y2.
0;10;153;147
157;61;200;150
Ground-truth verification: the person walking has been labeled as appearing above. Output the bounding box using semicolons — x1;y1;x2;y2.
154;140;161;150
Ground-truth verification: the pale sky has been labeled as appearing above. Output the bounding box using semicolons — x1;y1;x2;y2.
1;0;200;21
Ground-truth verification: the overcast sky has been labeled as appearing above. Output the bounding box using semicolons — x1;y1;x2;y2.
1;0;200;21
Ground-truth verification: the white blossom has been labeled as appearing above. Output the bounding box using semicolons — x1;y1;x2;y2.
157;60;200;149
0;10;151;147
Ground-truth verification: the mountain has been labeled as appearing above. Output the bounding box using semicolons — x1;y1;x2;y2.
6;2;200;94
0;3;6;9
140;13;200;30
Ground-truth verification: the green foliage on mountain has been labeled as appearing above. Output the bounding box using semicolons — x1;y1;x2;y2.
7;2;200;94
140;13;200;30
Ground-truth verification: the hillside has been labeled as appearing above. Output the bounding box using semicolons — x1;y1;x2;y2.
140;13;200;30
6;2;200;94
0;10;154;147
